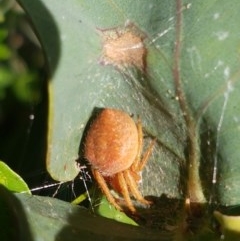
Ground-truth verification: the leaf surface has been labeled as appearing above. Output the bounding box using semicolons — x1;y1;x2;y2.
17;0;240;239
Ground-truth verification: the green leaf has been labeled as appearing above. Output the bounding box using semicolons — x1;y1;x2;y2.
0;188;169;241
18;0;183;198
71;187;138;226
95;194;138;226
214;211;240;241
0;186;32;241
0;43;11;60
181;1;240;205
0;161;30;193
17;0;240;239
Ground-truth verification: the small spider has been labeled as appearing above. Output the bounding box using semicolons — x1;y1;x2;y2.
84;108;156;212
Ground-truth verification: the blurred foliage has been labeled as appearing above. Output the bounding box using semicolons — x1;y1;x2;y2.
0;1;47;187
0;1;86;201
0;1;43;102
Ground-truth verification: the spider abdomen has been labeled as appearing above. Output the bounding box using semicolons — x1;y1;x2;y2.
84;108;139;176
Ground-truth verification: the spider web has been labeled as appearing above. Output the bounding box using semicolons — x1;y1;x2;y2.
16;0;240;229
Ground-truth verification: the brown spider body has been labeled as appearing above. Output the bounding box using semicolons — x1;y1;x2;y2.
84;108;155;212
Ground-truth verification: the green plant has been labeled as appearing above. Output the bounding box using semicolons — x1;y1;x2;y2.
0;1;45;180
1;0;240;240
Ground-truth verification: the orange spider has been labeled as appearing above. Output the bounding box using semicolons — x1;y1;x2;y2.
84;108;155;212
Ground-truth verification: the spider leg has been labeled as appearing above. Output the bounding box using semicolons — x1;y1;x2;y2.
132;119;156;172
117;172;136;212
92;169;122;211
124;170;152;205
131;117;143;171
138;137;156;171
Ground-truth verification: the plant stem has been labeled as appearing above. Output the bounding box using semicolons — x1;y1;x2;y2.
173;0;206;209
